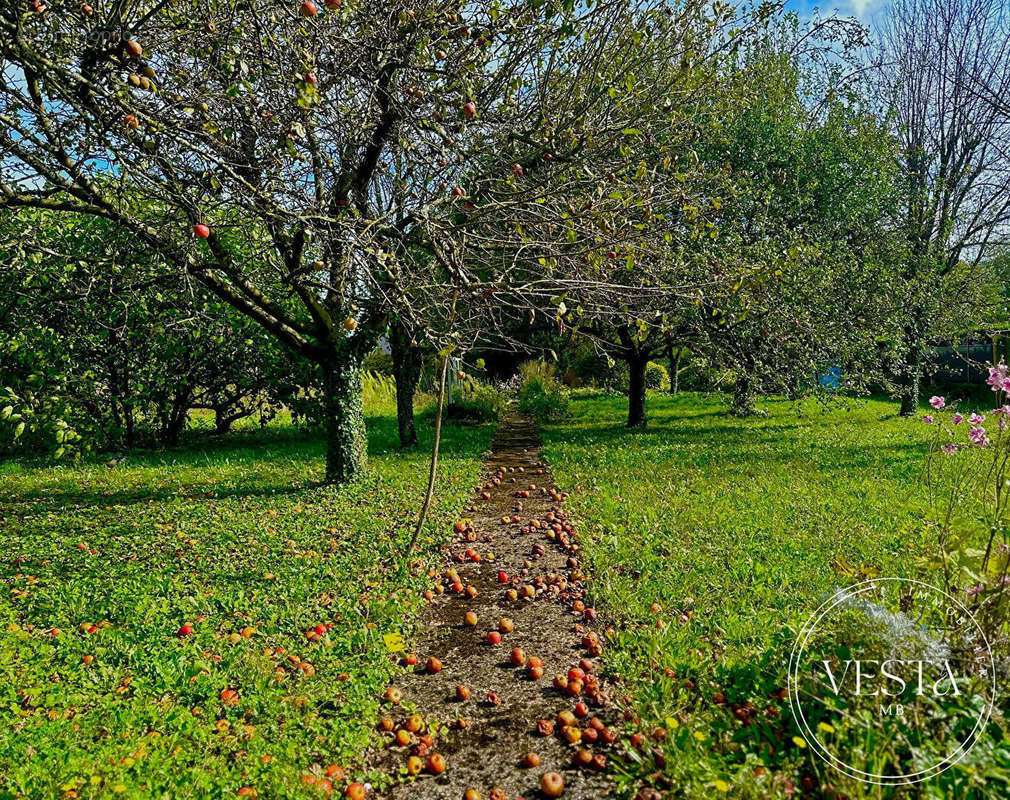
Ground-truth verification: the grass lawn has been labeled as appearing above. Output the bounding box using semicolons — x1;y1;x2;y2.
0;411;493;799
542;391;1008;799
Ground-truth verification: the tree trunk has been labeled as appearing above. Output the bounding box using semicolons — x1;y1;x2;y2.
897;329;922;416
627;357;648;428
214;408;233;435
321;358;367;483
160;390;191;447
670;348;682;394
732;374;755;416
390;320;421;448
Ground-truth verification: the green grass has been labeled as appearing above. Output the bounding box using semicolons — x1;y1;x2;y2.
541;391;1007;799
0;411;493;799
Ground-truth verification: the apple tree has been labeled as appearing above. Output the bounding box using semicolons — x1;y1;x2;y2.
0;0;685;480
0;207;303;452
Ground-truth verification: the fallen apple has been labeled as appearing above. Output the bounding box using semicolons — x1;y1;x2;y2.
425;753;446;775
345;784;365;800
540;772;564;798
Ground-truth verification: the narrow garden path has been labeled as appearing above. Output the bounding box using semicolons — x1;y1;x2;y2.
368;416;621;799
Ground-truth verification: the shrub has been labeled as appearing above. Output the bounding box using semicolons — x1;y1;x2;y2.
444;377;510;424
570;348;623;391
645;361;668;390
567;350;668;393
517;360;569;421
361;348;394;376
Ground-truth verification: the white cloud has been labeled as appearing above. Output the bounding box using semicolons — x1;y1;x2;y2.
844;0;888;19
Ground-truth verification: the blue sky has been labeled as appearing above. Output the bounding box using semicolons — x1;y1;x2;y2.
783;0;891;22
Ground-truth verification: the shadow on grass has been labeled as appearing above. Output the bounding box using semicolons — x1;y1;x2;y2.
0;415;493;513
548;394;929;477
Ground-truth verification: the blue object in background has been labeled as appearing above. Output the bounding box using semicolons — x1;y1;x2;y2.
818;365;842;390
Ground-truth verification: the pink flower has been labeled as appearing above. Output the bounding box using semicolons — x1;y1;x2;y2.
999;543;1009;554
940;443;957;455
952;413;964;425
966;583;985;596
969;426;990;447
969;413;985;425
929;395;945;409
923;415;934;424
987;363;1008;390
1002;378;1010;394
1000;417;1007;432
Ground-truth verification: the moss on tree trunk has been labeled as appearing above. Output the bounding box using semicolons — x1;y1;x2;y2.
322;359;367;483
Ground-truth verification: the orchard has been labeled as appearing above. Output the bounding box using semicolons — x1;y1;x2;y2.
2;0;1010;798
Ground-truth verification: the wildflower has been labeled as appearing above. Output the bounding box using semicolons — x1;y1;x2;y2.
969;426;989;447
923;415;934;424
940;443;957;455
969;413;985;425
999;543;1009;553
1000;417;1007;432
966;583;985;596
987;363;1008;390
929;395;945;409
952;413;964;425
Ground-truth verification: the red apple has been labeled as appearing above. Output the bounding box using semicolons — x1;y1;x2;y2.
177;623;194;637
300;1;318;16
462;101;476;118
193;223;210;238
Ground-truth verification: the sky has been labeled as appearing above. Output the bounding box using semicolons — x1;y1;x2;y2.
782;0;891;23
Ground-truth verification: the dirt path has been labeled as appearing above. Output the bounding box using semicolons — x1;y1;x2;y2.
368;416;620;800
